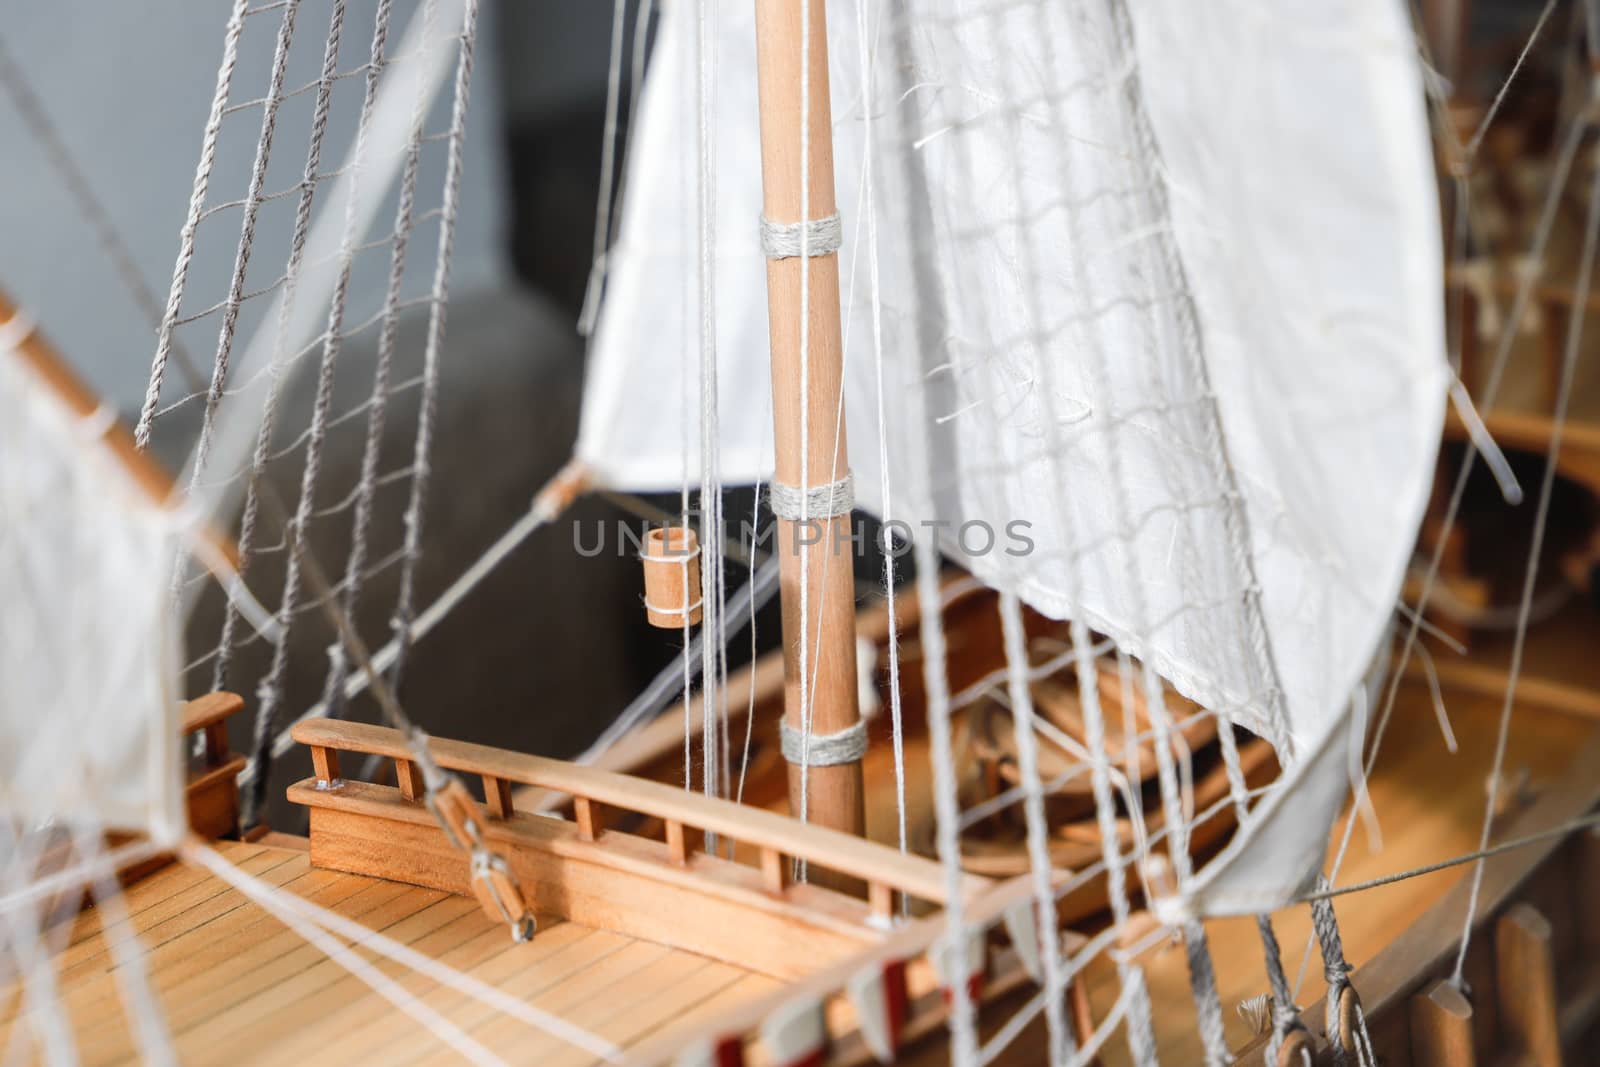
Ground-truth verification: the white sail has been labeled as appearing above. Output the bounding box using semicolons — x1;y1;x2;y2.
581;0;1443;915
0;328;184;842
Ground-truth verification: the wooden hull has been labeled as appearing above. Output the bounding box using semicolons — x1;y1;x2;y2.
9;592;1600;1067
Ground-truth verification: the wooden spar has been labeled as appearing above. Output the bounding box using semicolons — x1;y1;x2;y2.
752;0;865;836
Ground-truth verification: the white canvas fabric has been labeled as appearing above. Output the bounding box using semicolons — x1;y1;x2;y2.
0;338;184;842
580;0;1443;915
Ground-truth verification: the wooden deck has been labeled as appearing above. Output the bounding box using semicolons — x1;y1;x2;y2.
0;840;783;1066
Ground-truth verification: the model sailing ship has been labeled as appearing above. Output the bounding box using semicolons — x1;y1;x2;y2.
4;0;1600;1064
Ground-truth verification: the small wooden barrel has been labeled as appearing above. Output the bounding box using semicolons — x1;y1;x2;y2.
641;526;702;628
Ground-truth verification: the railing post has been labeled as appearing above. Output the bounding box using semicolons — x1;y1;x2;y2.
869;882;894;921
667;820;690;865
574;797;602;842
395;758;423;801
760;847;787;894
483;775;513;819
310;745;340;785
201;721;229;768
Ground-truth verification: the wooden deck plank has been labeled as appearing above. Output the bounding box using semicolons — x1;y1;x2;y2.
442;947;715;1067
76;878;423;1065
183;894;483;1061
533;960;753;1067
265;918;588;1064
21;856;326;1048
155;886;457;1055
78;866;396;1038
0;850;299;1038
43;848;287;988
359;927;638;1066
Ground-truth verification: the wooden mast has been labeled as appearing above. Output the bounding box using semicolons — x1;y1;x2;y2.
752;0;865;836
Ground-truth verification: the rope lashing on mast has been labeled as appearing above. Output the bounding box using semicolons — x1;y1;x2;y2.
767;469;859;772
759;213;843;258
768;472;853;520
778;718;868;766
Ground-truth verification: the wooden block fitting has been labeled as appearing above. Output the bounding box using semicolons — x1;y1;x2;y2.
428;777;483;851
1275;1029;1314;1067
642;526;703;628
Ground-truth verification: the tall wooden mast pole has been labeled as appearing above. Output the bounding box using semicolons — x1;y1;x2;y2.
752;0;865;837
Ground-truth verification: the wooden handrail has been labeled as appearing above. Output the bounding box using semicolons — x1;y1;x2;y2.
1443;269;1600;317
182;692;245;770
181;692;245;734
292;718;985;907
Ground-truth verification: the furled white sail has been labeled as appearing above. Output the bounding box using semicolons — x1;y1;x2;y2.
581;0;1443;916
0;329;184;842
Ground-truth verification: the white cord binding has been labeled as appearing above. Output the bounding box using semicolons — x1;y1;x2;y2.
769;472;853;520
780;718;868;766
760;213;842;259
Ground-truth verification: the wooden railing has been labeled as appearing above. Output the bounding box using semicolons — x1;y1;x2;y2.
289;719;988;979
182;692;247;840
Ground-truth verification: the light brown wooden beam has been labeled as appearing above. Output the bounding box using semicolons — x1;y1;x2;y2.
753;0;864;838
1398;655;1600;723
292;718;985;906
289;778;880;982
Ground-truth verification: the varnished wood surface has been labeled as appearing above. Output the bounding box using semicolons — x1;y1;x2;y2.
1073;678;1599;1065
294;718;982;906
0;841;782;1066
753;0;866;841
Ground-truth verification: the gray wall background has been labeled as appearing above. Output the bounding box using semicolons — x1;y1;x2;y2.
0;3;663;810
0;0;539;413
